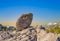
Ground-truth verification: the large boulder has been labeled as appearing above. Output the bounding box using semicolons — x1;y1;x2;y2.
16;13;33;31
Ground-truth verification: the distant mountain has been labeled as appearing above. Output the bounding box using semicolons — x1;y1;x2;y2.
45;22;60;28
47;22;57;26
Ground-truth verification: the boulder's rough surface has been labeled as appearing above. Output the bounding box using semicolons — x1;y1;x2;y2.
36;25;58;41
16;13;33;31
6;27;37;41
0;31;13;41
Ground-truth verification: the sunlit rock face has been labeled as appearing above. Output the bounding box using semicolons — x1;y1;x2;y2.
16;13;33;31
4;27;37;41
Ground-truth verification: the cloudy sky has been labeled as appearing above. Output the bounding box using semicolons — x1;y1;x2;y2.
0;0;60;26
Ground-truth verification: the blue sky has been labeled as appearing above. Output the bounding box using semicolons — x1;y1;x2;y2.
0;0;60;25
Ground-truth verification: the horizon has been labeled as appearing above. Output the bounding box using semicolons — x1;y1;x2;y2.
0;0;60;26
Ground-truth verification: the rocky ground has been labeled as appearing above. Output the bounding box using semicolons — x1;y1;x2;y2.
36;25;60;41
0;27;37;41
0;26;60;41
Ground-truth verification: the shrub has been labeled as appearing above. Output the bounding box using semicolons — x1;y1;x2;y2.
46;25;60;34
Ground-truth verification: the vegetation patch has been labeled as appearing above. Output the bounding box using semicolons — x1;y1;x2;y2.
46;25;60;34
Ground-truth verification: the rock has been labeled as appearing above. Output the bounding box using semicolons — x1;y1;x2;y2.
0;13;37;41
16;13;33;31
0;31;13;40
57;37;60;41
7;27;37;41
